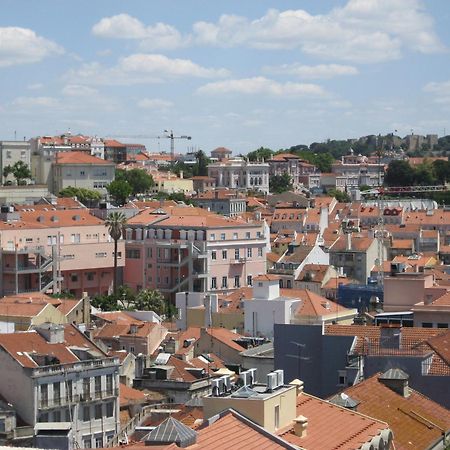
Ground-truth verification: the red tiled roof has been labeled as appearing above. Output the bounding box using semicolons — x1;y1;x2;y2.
342;373;450;450
120;383;148;407
55;151;113;165
254;274;280;282
278;393;388;450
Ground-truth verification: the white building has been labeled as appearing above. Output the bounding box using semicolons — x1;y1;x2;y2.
0;141;31;184
0;323;120;448
207;150;269;194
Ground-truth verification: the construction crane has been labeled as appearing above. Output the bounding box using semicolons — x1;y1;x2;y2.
108;130;192;162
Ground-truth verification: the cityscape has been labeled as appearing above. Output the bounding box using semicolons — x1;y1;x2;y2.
0;1;450;450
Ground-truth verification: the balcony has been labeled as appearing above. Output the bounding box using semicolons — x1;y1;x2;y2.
230;258;246;265
79;389;118;402
31;357;119;378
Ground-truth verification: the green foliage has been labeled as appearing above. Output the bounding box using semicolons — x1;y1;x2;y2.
156;191;194;204
247;147;274;162
384;158;450;187
134;289;166;316
107;179;132;205
3;161;32;185
116;169;154;195
328;189;351;203
59;186;102;205
172;150;210;179
269;173;293;194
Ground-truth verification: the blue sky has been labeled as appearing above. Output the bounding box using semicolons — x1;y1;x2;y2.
1;0;449;154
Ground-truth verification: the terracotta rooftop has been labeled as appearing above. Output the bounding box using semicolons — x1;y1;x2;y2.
211;147;232;154
253;274;280;282
342;372;450;450
278;393;388;450
55;151;113;165
292;290;354;319
120;382;148;407
330;234;375;252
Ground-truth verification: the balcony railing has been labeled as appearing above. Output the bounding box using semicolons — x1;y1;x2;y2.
32;357;119;377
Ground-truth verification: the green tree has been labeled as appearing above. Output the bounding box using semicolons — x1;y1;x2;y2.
413;162;436;186
107;179;132;205
4;161;32;185
269;173;293;194
116;169;154;195
432;159;450;184
384;160;415;186
328;188;351;202
59;186;102;205
105;211;127;295
134;289;166;316
192;150;209;176
2;165;14;184
247;147;274;162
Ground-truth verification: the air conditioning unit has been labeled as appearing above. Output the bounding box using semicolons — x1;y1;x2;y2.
239;370;250;387
248;368;257;386
220;375;231;393
274;369;284;387
211;379;222;397
267;373;278;392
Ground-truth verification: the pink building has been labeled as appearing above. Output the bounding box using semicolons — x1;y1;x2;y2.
123;205;267;297
0;207;124;297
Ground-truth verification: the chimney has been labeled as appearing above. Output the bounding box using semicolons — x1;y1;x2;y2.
380;324;401;349
346;232;352;251
289;379;304;395
293;415;308;438
379;369;410;397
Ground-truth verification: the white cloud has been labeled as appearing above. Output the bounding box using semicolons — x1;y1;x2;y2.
424;80;450;103
264;63;359;79
66;54;229;85
0;27;63;67
197;77;326;97
137;98;174;109
192;1;444;63
11;96;60;108
62;84;98;97
27;83;44;90
92;14;187;50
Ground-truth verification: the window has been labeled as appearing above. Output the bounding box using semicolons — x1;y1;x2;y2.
95;376;101;396
211;277;217;289
422;322;433;328
211;251;217;260
40;384;48;407
83;378;90;399
234;276;240;288
66;380;73;402
53;410;61;422
222;277;228;288
258;247;263;257
275;405;280;429
106;374;113;395
39;413;49;423
247;275;252;286
234;248;240;260
86;272;95;281
83;437;92;449
437;323;449;328
47;235;57;245
126;249;141;259
95;252;107;258
247;248;252;258
53;382;61;405
220;233;226;240
71;274;78;283
71;233;80;243
130;346;135;353
210;233;216;240
83;406;90;421
106;402;114;417
257;231;262;238
338;370;347;386
233;233;238;240
246;232;251;239
95;404;102;420
222;250;227;259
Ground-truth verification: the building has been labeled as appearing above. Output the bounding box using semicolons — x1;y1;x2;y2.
268;153;320;191
243;275;356;338
0;208;124;297
192;190;247;217
149;172;194;195
336;369;450;450
412;291;450;328
208;150;270;194
0;141;31;185
191;176;216;193
52;151;115;196
0;323;120;448
123;204;267;296
103;139;127;164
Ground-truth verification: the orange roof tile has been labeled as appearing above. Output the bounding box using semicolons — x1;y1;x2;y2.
342;373;450;450
55;151;113;165
278;393;388;450
120;382;148;407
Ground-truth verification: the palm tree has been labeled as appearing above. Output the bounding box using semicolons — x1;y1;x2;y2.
105;211;127;295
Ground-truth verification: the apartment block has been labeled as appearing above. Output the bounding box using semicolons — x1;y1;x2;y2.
0;323;120;448
123;204;267;296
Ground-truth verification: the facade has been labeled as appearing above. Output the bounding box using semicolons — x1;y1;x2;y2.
123;205;267;296
208;150;270;194
0;208;124;298
0;141;31;185
52;151;115;195
0;323;120;448
192;190;247;217
191;176;216;193
103;140;127;164
268;153;320;191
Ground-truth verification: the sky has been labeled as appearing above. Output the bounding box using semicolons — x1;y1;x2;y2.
0;0;450;154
